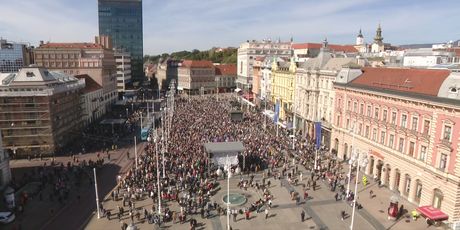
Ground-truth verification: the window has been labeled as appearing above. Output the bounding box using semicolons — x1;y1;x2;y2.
365;126;370;138
408;141;415;156
419;146;426;161
360;104;364;115
443;125;452;141
347;100;351;110
412;117;418;131
391;111;397;124
374;108;379;119
367;105;372;117
423;120;430;134
398;137;405;152
346;119;350;129
433;189;443;209
358;123;363;135
383;110;388;122
401;114;407;128
439;154;448;171
372;128;377;141
353;102;358;112
380;131;386;145
389;134;395;148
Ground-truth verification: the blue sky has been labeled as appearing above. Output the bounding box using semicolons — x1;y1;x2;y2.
0;0;459;54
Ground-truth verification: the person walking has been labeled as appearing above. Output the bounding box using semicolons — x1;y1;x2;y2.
301;210;305;222
265;208;269;219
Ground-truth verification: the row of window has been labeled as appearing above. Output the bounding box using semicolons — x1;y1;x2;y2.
343;118;450;171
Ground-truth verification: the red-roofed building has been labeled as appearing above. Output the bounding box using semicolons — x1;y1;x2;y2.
332;67;460;223
215;64;237;93
178;60;215;94
34;36;117;119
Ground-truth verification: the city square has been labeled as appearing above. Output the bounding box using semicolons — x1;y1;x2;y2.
0;1;459;230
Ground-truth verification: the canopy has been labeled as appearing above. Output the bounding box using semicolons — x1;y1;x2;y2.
204;141;244;154
417;206;448;221
234;88;242;92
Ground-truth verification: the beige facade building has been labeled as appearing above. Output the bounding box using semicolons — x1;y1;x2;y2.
236;39;291;92
115;51;132;92
0;67;85;157
177;60;215;94
75;75;104;126
295;40;359;146
34;37;117;116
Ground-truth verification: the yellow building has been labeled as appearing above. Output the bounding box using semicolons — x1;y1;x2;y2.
271;58;296;122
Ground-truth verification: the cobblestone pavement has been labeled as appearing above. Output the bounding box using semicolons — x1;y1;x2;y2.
85;160;443;230
3;135;144;230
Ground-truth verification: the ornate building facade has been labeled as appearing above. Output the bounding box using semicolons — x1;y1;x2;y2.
332;67;460;225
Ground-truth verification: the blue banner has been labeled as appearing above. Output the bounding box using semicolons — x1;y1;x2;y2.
274;99;280;124
140;128;150;141
315;122;322;149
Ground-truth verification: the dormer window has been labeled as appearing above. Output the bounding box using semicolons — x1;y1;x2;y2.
449;87;458;93
26;72;35;78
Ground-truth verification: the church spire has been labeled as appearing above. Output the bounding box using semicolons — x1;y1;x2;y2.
374;23;383;43
358;28;363;38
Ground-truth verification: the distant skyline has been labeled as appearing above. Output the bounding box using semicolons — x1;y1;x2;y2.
1;0;459;55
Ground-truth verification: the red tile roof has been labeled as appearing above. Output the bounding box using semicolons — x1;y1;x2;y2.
75;74;102;93
181;60;214;68
292;43;358;53
350;67;451;96
39;43;103;49
215;64;237;76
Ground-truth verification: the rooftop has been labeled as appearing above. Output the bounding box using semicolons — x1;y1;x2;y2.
349;67;451;97
215;64;237;76
181;60;214;68
293;43;358;53
39;43;103;49
75;74;103;93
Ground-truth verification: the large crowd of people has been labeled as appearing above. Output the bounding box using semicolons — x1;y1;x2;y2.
112;93;352;229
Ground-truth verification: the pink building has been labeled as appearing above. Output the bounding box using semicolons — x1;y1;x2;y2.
332;67;460;225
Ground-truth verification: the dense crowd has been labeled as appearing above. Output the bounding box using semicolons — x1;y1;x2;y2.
112;94;352;229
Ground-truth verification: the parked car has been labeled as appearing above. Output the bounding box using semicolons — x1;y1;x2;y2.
0;212;15;224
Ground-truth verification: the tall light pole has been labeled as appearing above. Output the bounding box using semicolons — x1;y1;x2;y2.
93;168;101;219
134;136;138;171
350;152;369;230
346;123;356;195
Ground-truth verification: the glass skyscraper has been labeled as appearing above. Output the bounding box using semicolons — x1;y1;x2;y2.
98;0;143;82
0;39;28;73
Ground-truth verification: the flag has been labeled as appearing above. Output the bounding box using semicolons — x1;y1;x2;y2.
274;99;280;124
315;122;322;150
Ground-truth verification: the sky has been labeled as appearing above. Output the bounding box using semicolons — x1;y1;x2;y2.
0;0;459;55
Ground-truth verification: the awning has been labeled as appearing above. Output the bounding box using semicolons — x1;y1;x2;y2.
369;150;385;160
417;206;448;221
234;88;242;92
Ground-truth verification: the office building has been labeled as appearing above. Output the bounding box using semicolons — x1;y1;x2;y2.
0;39;33;73
115;51;132;92
98;0;144;82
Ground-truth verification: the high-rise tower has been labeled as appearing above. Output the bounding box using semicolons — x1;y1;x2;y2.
98;0;144;82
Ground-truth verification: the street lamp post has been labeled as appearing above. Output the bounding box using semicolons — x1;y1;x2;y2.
350;152;369;230
216;155;241;230
126;108;129;118
346;124;356;195
148;134;162;215
93;168;101;219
